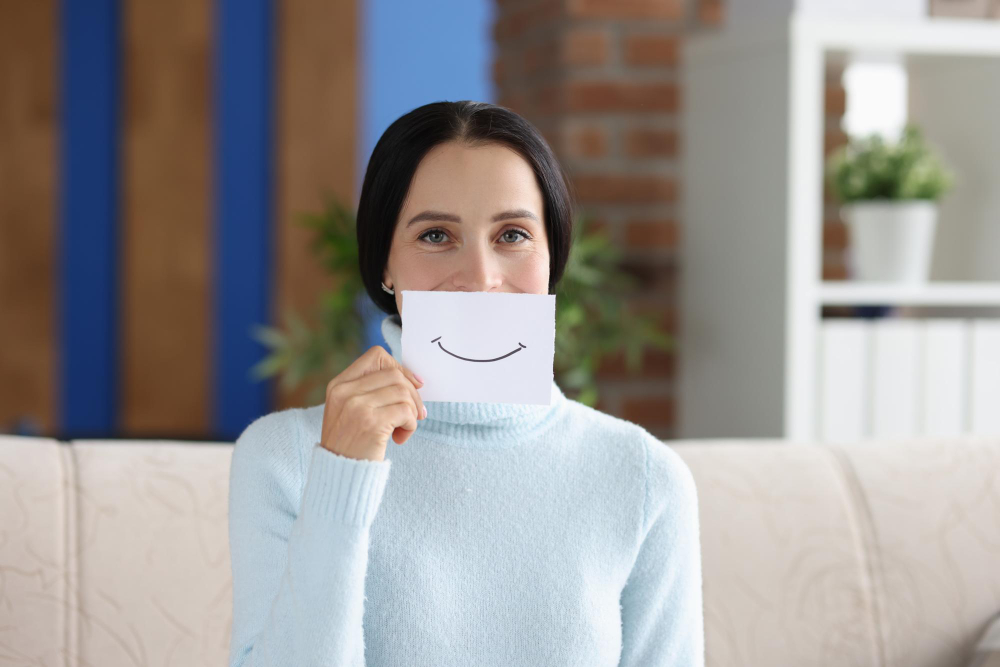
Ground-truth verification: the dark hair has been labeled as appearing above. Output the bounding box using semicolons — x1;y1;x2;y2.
356;100;575;316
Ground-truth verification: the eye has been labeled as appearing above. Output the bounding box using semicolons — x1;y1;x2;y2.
418;228;449;244
500;227;532;244
417;226;533;245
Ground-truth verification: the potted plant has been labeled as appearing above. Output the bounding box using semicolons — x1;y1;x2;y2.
826;123;954;283
249;197;673;408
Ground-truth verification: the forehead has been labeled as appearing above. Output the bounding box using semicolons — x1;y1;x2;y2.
402;141;543;212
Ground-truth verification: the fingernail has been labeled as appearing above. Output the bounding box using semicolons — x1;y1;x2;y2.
421;406;427;419
414;372;425;385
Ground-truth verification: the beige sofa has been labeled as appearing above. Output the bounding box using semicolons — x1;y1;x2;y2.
1;432;998;666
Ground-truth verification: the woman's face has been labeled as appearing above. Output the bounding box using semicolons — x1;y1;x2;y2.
382;140;550;315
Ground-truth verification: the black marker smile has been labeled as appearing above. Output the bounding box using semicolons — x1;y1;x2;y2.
431;336;526;362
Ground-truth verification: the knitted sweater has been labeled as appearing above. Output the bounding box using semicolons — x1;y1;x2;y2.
227;313;705;667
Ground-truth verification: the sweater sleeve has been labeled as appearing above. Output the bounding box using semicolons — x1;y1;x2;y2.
618;435;705;667
227;409;392;667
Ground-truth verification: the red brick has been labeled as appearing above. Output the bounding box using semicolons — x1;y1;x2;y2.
564;124;609;158
535;82;563;115
523;41;558;76
596;347;675;380
497;91;529;115
492;59;505;86
621;394;676;426
574;173;678;203
698;0;724;24
567;0;684;20
823;220;849;250
567;81;679;112
822;262;849;280
624;303;677;334
584;217;611;238
825;83;846;116
493;0;562;42
624;218;679;248
619;257;677;293
823;179;835;205
623;34;680;67
562;28;610;67
623;127;678;157
824;128;848;157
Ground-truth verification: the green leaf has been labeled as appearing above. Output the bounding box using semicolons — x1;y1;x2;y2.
825;122;953;203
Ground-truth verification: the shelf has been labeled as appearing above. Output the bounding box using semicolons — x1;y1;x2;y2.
798;16;1000;57
818;281;1000;306
680;17;1000;440
688;16;1000;62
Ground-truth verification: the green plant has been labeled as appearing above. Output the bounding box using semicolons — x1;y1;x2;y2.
826;124;954;203
250;197;673;407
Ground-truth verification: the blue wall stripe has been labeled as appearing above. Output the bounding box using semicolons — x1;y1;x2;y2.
358;0;496;350
214;0;275;439
58;0;120;438
359;0;496;192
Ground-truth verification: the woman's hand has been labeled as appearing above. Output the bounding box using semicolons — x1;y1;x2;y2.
320;345;427;462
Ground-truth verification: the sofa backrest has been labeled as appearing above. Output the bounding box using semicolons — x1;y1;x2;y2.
673;435;1000;667
0;435;233;666
1;433;998;667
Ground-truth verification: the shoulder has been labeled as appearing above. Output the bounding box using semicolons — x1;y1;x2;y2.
637;430;700;537
230;406;308;488
558;396;669;463
561;398;698;527
560;399;698;535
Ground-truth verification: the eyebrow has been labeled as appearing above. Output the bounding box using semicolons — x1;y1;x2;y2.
405;208;539;228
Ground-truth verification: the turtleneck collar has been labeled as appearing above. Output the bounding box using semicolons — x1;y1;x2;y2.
379;313;566;446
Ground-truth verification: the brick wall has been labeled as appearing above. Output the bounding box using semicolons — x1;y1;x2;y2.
493;0;846;438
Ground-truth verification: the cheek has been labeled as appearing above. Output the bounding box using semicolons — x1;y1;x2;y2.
394;251;452;288
515;250;551;293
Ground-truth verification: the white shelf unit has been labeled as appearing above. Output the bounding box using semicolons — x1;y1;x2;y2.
679;16;1000;441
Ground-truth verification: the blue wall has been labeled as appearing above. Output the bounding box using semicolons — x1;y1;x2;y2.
59;0;120;438
359;0;496;347
52;0;495;438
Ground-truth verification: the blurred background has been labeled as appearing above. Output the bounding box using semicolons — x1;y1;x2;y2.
2;0;999;444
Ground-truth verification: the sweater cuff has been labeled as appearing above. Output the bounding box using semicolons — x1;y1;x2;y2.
301;443;392;527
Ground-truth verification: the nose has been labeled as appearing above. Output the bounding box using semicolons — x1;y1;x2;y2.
450;239;504;292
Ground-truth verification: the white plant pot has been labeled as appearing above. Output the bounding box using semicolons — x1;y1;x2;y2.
842;200;939;283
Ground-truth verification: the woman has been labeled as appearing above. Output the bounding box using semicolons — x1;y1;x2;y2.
227;101;704;667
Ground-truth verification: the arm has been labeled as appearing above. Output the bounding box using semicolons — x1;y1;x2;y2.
227;410;391;667
618;435;705;667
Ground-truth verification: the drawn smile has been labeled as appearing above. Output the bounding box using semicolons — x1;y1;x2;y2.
431;336;526;362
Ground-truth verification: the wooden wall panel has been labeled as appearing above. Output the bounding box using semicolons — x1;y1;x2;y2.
0;0;57;435
121;0;211;436
274;0;359;411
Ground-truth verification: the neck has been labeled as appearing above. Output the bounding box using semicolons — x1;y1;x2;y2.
379;313;566;446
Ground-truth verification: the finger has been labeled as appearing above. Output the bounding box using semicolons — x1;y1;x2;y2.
338;367;425;419
365;383;420;422
332;345;401;386
399;367;426;418
375;402;418;444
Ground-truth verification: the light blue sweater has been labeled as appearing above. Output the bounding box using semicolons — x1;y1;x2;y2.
227;313;705;666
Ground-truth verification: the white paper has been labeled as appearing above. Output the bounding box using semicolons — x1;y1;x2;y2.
400;290;556;404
